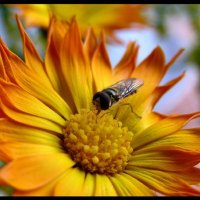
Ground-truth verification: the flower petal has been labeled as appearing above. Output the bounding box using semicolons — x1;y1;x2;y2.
0;118;61;146
173;167;200;185
131;48;184;108
131;46;165;104
0;80;66;127
0;53;9;81
84;28;98;61
0;40;72;119
0;118;62;161
13;177;58;196
129;146;200;172
129;128;200;171
113;42;139;81
45;18;77;111
0;100;63;134
80;173;95;196
0;143;64;161
54;168;86;196
126;167;200;196
133;113;200;151
134;72;185;117
94;174;117;196
139;128;200;153
0;153;74;190
159;128;200;151
92;33;113;92
0;38;17;83
131;112;165;133
110;173;155;196
16;16;53;88
54;170;96;196
60;18;93;112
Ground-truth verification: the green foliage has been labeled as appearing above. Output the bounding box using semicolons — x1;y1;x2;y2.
0;161;13;196
0;5;46;59
0;5;23;58
0;186;14;196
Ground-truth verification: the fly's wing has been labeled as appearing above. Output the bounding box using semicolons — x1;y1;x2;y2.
109;78;144;99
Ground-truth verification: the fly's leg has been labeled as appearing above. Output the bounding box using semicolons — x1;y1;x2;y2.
113;102;142;120
121;103;141;119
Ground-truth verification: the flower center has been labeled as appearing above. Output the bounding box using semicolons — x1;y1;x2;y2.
63;109;134;175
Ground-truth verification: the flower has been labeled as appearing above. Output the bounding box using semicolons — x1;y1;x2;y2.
0;16;200;196
7;4;147;43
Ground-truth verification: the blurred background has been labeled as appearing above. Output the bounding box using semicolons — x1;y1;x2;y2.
0;4;200;195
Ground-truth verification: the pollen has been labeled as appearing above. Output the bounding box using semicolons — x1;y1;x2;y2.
63;109;134;175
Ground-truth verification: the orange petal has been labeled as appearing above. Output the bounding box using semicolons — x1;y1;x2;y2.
16;16;53;88
0;143;63;161
0;100;63;134
133;112;200;151
0;80;66;127
0;118;61;146
13;176;58;196
0;39;17;83
83;28;98;96
54;167;86;196
45;22;61;93
0;109;6;118
0;39;72;120
131;48;184;108
0;153;74;190
126;167;200;196
47;16;69;52
131;46;166;104
110;173;155;196
91;32;113;92
139;128;200;153
0;53;9;81
60;18;93;112
45;18;76;113
113;42;139;81
129;146;200;172
44;17;76;111
173;167;200;185
84;28;98;61
134;112;166;133
0;150;10;163
134;72;185;117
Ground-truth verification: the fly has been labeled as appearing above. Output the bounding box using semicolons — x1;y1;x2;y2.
93;78;144;111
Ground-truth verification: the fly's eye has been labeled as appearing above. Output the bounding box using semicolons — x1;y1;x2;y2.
93;92;111;110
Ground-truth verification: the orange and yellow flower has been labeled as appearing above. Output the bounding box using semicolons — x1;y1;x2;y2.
7;4;147;43
0;16;200;196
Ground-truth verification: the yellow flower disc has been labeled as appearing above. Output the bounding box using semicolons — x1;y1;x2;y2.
63;109;134;175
